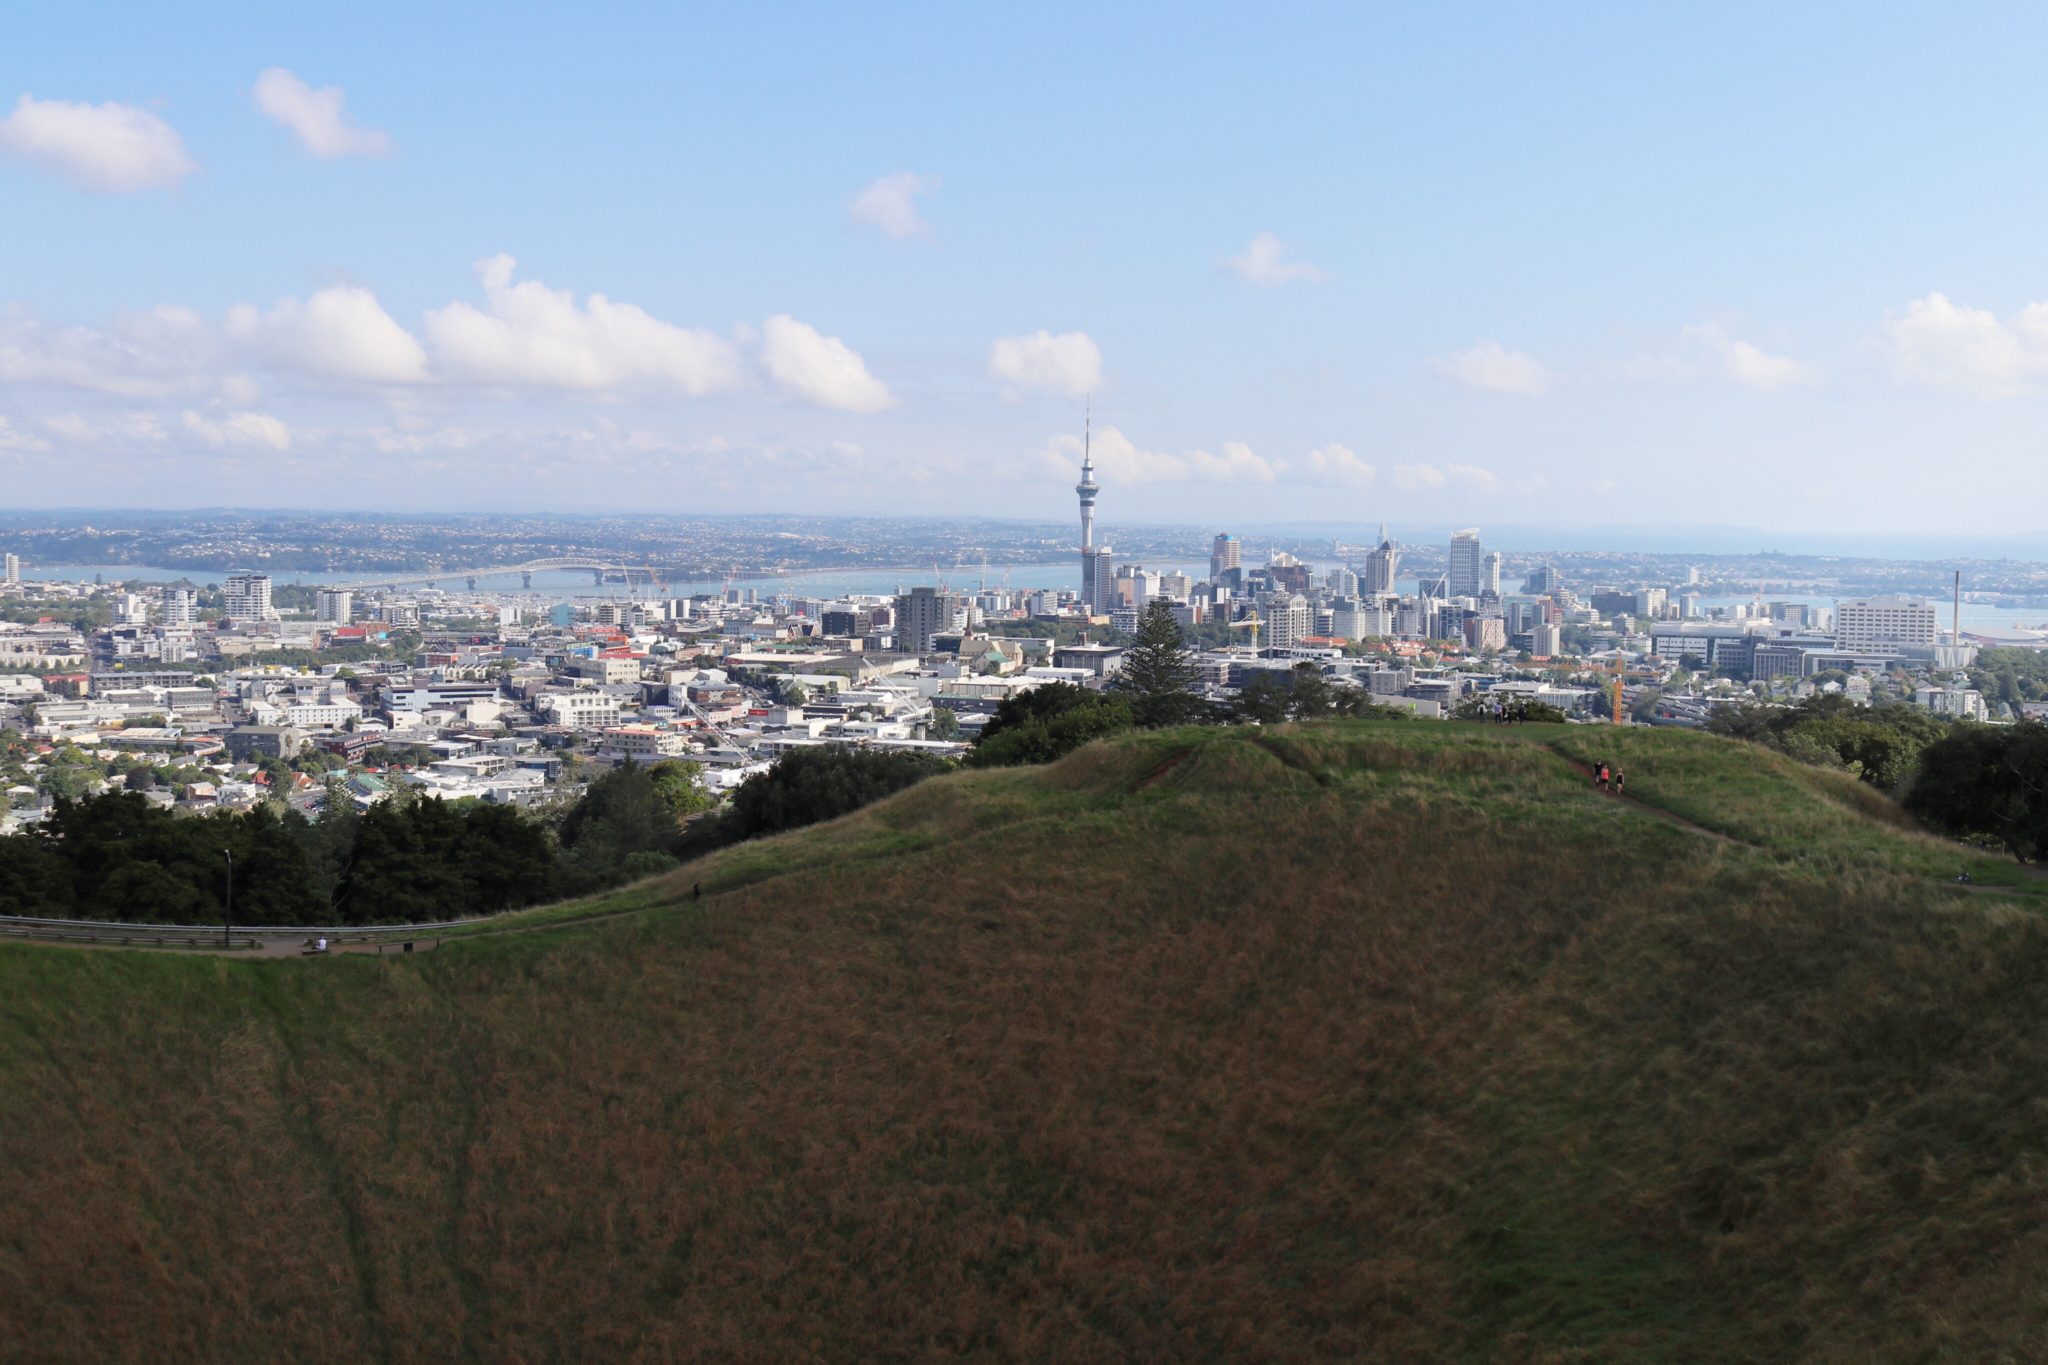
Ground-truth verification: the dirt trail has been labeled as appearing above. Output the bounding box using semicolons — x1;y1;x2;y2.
1542;747;1747;845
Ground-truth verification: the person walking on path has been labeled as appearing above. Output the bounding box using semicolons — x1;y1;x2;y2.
1596;762;1609;792
1613;769;1626;796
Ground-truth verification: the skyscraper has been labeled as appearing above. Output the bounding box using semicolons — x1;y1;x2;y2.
1210;532;1241;580
1362;525;1399;595
1481;551;1502;598
2;553;18;586
895;585;963;654
160;584;197;626
315;588;354;624
1447;529;1484;598
223;571;277;625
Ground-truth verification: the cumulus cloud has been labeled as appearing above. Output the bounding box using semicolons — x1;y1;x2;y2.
1435;341;1553;396
1392;463;1446;491
1303;443;1376;488
760;314;894;412
0;417;51;453
0;304;215;396
43;411;168;445
1041;426;1277;484
227;286;429;384
848;171;939;240
1224;231;1328;285
988;330;1101;398
253;67;392;159
1882;292;2048;395
423;254;744;394
1446;462;1501;494
1389;461;1533;496
183;409;291;451
1684;325;1815;391
0;94;196;192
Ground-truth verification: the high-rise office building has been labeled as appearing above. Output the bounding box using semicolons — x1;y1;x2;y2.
1361;526;1399;595
1522;565;1560;595
1210;532;1241;580
1481;551;1502;598
895;585;963;654
2;553;18;586
160;585;197;626
315;588;354;624
1447;529;1484;598
222;571;277;625
1836;597;1938;654
1082;547;1113;616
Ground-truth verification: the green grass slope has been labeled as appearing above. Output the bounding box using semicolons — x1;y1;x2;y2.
5;721;2048;1361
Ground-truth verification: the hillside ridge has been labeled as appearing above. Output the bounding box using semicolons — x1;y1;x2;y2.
3;721;2046;1361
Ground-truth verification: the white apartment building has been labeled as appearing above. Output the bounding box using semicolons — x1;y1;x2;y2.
223;572;277;625
2;553;17;585
538;691;624;729
159;585;197;626
1265;593;1310;649
601;725;691;758
284;698;365;730
1837;597;1938;654
315;588;354;623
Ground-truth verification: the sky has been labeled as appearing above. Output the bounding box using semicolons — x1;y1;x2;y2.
4;1;2048;536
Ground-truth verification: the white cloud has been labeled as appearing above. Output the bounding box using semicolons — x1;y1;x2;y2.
1388;461;1531;496
43;411;168;445
988;330;1102;398
1436;341;1553;396
1041;426;1277;484
848;171;939;240
423;254;744;394
183;409;291;452
1882;292;2048;396
1303;443;1376;488
227;286;429;384
759;314;894;412
1446;462;1501;494
0;94;195;192
253;67;392;159
0;304;215;396
1225;231;1328;285
1684;325;1816;391
1391;463;1447;491
0;417;51;453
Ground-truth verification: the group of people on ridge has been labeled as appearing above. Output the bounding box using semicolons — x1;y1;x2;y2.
1593;760;1625;795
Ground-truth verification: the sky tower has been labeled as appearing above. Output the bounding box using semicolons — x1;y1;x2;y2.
1076;404;1106;614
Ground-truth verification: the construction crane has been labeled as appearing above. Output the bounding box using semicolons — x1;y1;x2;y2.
1609;654;1626;725
1231;610;1263;651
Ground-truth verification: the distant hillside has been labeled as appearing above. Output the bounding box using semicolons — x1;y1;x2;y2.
4;721;2047;1360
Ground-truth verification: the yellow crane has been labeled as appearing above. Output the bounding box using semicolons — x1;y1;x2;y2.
1231;610;1263;650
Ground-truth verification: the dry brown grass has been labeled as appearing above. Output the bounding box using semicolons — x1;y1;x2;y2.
2;722;2047;1359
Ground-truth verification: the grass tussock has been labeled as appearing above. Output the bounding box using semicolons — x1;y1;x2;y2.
1;720;2045;1359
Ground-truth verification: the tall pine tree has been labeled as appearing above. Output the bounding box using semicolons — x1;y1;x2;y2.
1117;599;1206;728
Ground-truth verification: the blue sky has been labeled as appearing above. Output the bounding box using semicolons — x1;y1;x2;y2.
3;1;2047;534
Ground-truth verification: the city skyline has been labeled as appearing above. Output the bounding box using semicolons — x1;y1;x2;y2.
6;4;2048;530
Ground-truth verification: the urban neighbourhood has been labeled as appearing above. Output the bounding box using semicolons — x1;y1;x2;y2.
0;460;2030;833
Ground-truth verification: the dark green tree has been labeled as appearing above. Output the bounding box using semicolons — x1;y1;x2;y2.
969;683;1133;767
1114;600;1205;728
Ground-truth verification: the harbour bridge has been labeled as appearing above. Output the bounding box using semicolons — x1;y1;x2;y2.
339;557;673;592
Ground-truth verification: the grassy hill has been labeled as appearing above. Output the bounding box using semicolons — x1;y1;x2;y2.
5;721;2048;1360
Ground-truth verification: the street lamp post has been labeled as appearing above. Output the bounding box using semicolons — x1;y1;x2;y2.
222;849;233;950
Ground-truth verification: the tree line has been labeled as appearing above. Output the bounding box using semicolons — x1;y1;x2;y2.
0;748;948;927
